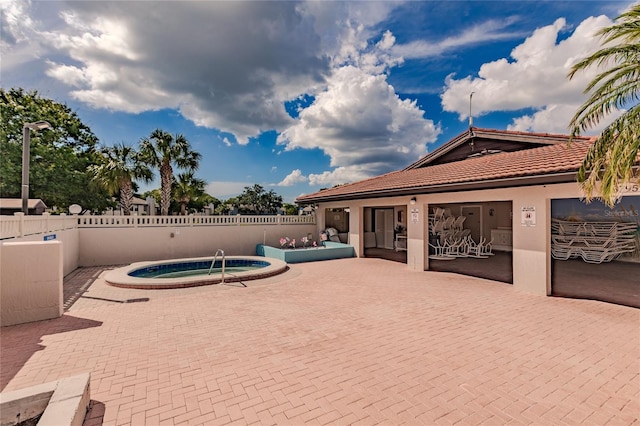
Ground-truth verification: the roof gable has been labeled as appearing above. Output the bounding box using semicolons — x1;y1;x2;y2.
405;127;592;170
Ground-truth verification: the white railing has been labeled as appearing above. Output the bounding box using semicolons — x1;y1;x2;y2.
0;213;78;240
77;214;315;227
1;214;316;239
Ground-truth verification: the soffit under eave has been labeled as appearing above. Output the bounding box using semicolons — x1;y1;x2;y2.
296;172;580;204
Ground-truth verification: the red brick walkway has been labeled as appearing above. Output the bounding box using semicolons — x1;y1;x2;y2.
1;258;638;425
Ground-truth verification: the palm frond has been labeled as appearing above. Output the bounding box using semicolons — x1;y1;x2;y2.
568;43;640;80
598;5;640;43
578;104;640;206
569;52;640;134
569;4;640;206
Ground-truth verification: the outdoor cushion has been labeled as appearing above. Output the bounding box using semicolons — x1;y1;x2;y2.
326;227;339;236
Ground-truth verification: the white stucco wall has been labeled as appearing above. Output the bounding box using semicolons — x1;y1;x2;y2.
0;241;63;327
78;223;317;266
1;228;79;276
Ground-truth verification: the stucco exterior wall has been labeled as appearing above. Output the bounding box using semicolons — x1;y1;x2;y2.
314;182;595;298
78;223;317;266
1;228;79;276
0;241;63;327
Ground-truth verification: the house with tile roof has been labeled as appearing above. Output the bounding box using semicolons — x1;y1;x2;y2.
296;128;640;308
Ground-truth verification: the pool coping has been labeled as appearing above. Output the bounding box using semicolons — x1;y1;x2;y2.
103;256;288;289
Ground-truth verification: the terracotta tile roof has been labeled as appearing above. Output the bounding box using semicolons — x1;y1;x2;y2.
297;141;595;203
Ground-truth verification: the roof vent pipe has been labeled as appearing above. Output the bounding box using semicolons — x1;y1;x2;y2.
469;92;474;128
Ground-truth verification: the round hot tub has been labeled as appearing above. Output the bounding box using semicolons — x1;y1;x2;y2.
104;256;287;289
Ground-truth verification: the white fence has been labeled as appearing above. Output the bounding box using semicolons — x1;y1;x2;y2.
0;213;78;240
1;214;316;240
76;214;315;228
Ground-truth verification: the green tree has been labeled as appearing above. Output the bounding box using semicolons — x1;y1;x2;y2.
0;88;112;212
237;184;283;214
282;203;299;215
189;193;220;215
568;5;640;206
139;129;201;215
88;144;153;215
172;172;206;215
215;197;238;215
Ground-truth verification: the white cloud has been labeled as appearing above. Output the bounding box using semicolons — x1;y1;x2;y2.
277;169;308;186
1;0;49;71
1;0;34;45
10;1;416;147
507;104;578;134
43;61;86;87
50;13;139;61
441;15;614;134
278;66;440;182
205;181;251;200
393;17;524;59
9;1;336;143
308;166;374;188
508;104;624;135
301;1;401;70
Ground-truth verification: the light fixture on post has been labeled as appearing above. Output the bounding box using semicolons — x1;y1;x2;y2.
410;197;417;205
22;121;52;215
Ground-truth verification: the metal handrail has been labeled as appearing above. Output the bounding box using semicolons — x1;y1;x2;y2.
208;249;226;283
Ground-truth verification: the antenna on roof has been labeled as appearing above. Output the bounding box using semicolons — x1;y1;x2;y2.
469;92;474;129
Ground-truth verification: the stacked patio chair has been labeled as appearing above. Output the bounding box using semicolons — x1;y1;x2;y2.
465;236;494;258
551;219;638;263
442;232;468;257
441;216;455;232
452;215;466;230
429;230;494;260
430;208;466;236
428;207;445;230
428;240;450;260
428;207;497;260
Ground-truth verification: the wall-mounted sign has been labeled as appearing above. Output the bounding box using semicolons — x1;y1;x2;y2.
411;208;419;223
521;206;536;226
43;234;56;241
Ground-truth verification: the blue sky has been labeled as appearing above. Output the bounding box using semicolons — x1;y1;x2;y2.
1;1;632;203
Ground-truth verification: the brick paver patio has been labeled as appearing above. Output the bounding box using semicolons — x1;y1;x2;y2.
1;258;638;425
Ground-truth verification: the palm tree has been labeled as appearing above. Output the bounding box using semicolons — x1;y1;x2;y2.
568;5;640;206
173;172;206;215
139;129;201;215
89;144;152;215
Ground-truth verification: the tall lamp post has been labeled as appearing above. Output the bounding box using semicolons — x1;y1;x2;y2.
22;121;52;215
